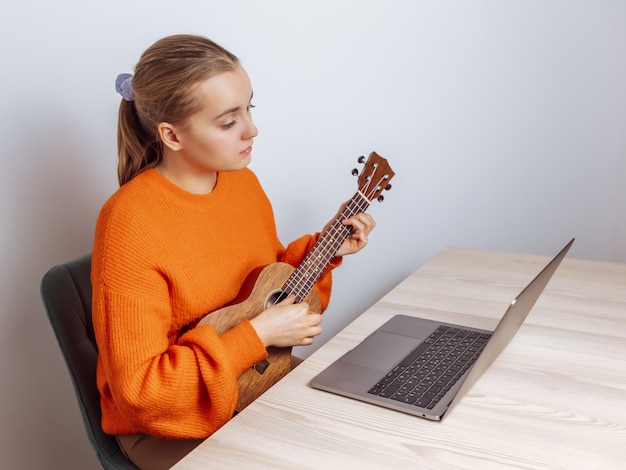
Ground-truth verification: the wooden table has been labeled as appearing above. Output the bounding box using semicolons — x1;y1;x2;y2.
173;246;626;469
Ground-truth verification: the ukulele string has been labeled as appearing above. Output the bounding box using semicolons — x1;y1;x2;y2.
271;166;388;306
273;200;361;306
282;178;382;301
302;166;387;275
283;167;390;300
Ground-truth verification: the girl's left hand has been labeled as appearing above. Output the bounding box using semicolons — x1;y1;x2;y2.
334;212;376;257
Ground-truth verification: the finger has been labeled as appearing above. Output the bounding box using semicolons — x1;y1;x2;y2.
306;312;323;327
355;232;369;245
358;214;375;232
344;216;364;232
346;213;374;232
306;324;323;339
276;294;296;305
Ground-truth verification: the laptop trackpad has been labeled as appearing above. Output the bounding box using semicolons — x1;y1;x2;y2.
341;331;420;372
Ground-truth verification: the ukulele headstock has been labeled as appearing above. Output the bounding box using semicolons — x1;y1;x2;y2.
352;151;395;202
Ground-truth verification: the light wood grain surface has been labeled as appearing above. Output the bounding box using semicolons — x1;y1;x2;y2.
173;247;626;470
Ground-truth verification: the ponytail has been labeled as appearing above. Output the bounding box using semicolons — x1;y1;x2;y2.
117;100;161;186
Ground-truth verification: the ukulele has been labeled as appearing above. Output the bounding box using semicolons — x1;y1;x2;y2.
197;151;395;411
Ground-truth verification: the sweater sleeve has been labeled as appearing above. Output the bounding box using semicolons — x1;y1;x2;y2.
93;270;268;438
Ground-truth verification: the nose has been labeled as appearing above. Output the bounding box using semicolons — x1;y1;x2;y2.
242;114;258;140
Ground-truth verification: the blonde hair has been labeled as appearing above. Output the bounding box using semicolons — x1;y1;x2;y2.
117;34;239;186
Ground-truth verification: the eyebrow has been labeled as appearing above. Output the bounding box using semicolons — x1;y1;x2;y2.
214;91;254;120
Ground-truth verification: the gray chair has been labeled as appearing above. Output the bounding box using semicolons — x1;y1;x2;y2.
41;254;139;469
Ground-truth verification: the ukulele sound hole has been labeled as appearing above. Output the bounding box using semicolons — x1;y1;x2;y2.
265;289;290;309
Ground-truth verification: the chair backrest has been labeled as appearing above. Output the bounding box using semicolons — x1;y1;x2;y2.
41;254;138;470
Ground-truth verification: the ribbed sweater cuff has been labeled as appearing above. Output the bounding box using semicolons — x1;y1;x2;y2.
219;319;268;376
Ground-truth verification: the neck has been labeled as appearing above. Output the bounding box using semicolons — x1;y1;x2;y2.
155;162;217;195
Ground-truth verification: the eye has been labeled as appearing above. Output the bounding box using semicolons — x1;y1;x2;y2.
222;118;237;129
247;103;256;112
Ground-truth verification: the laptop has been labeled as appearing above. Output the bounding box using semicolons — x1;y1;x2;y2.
311;238;574;420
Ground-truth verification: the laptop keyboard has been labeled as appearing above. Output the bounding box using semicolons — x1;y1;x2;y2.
367;325;491;410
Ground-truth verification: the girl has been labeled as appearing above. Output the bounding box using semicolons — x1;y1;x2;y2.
92;34;375;470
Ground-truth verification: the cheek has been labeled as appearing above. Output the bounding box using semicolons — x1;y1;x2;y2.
183;124;237;158
190;130;227;154
203;136;232;156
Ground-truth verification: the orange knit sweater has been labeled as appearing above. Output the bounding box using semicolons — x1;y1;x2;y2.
91;168;338;439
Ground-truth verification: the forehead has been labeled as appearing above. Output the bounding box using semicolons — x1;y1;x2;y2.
192;66;252;115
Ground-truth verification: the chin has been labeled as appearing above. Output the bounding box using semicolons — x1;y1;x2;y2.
239;153;252;167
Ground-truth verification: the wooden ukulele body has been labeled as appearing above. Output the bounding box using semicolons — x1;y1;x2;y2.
197;262;322;411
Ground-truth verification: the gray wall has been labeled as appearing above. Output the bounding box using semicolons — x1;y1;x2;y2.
1;1;624;468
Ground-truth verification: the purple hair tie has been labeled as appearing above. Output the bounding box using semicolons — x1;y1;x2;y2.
115;73;135;101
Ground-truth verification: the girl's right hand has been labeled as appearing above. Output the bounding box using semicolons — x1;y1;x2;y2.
249;295;323;348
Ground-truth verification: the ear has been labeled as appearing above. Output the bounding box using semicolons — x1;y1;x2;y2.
158;122;183;151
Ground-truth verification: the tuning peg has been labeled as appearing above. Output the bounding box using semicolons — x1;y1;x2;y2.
357;155;366;164
377;195;385;202
351;168;359;176
385;183;392;191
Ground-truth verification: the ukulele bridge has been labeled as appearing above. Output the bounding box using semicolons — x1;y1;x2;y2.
252;359;270;374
